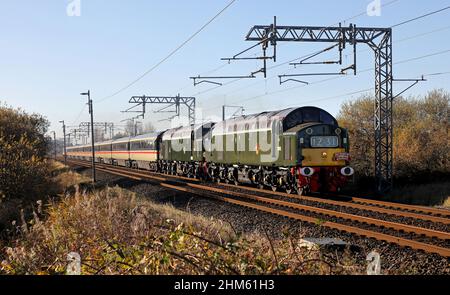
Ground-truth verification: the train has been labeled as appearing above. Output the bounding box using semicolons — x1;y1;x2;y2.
66;106;354;195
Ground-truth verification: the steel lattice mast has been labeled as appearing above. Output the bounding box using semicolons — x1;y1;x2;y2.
245;20;393;193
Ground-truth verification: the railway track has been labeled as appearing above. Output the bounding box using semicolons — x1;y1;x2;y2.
64;159;450;257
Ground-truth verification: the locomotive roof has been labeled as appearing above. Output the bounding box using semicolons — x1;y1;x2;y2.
213;106;338;133
162;123;213;140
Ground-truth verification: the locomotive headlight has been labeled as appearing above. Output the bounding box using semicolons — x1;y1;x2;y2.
300;167;315;177
341;166;354;176
322;152;327;158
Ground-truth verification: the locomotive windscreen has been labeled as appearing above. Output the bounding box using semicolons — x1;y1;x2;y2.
282;107;338;131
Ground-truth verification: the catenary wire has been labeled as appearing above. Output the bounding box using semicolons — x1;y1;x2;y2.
96;0;237;103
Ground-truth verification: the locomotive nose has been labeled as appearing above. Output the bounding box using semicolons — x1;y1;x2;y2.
341;166;354;176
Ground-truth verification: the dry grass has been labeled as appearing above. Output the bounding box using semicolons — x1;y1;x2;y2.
0;186;362;275
50;160;67;171
46;160;89;195
442;198;450;208
0;164;363;275
54;171;90;190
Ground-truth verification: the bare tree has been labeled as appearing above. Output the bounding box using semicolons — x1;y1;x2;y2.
337;89;450;179
124;120;143;136
142;121;155;133
93;127;105;142
112;132;127;140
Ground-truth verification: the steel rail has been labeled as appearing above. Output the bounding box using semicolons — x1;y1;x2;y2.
66;158;450;220
350;197;450;217
216;183;450;225
65;159;450;257
67;159;450;223
186;183;450;240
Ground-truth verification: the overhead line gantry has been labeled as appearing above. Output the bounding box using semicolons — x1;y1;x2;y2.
204;16;413;193
123;94;196;125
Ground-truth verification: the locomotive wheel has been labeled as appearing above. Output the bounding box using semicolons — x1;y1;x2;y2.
248;171;256;185
290;181;303;195
285;187;292;194
233;170;239;186
256;170;265;190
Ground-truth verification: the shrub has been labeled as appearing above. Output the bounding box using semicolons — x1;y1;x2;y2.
0;104;50;202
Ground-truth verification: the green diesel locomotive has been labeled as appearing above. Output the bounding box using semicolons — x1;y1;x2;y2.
157;106;353;195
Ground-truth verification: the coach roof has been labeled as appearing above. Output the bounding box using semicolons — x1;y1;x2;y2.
212;106;338;134
129;132;159;142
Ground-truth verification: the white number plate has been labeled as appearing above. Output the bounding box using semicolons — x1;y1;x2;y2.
310;136;339;148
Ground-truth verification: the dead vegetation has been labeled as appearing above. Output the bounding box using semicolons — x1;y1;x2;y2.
338;89;449;180
338;89;450;204
0;186;362;275
441;197;450;209
53;168;90;192
382;181;450;207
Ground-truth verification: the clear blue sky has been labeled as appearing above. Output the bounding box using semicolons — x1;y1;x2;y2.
1;0;449;138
